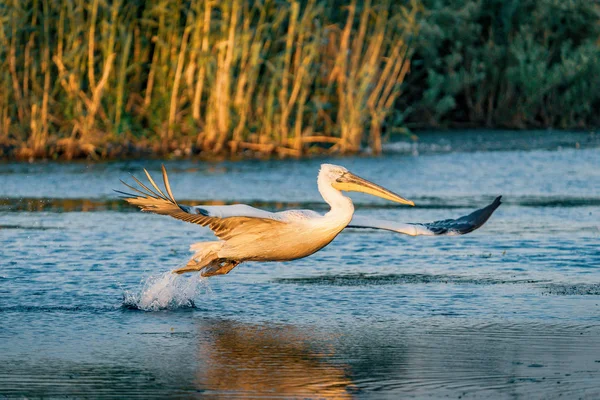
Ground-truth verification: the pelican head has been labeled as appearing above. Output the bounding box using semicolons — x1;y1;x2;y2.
320;164;414;206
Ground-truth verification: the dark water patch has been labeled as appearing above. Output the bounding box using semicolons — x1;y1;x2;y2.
541;283;600;296
274;273;543;287
0;361;173;400
514;196;600;208
0;196;473;212
0;305;120;313
4;195;599;213
0;197;130;212
0;196;475;213
0;224;62;230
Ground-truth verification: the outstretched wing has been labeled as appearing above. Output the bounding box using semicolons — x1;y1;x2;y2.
116;166;286;241
348;196;502;236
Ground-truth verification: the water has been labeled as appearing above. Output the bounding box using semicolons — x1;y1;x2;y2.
1;131;599;398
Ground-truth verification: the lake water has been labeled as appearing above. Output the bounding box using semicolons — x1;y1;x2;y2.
1;131;599;398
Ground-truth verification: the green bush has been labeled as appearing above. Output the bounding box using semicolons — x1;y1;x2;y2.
403;0;600;129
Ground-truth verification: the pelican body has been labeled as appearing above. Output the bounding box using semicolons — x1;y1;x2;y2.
119;164;414;276
119;164;501;277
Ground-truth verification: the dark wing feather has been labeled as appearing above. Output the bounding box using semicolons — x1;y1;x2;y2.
413;196;502;235
348;196;502;236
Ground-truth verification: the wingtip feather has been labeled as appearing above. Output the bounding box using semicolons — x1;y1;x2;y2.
114;188;135;198
143;168;169;201
120;178;159;199
161;165;177;203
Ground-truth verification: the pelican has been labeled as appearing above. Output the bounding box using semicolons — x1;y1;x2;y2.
118;164;501;277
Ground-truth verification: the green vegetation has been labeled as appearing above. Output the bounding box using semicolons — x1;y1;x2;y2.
404;0;600;129
0;0;598;160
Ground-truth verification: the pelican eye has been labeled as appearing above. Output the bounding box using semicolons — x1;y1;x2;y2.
336;172;349;182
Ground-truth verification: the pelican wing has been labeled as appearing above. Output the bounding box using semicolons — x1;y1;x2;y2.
184;204;277;219
348;196;502;236
117;166;286;241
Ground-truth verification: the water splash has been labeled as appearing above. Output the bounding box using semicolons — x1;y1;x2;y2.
122;271;208;311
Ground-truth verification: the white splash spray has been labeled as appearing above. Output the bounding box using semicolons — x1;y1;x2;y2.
122;271;209;311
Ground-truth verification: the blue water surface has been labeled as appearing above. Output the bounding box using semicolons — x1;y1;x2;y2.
1;131;599;398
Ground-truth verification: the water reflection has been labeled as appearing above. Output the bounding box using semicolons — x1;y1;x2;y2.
2;314;600;398
195;320;354;398
191;319;600;398
3;195;599;213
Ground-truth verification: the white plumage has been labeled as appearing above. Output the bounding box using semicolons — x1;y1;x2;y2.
118;164;501;276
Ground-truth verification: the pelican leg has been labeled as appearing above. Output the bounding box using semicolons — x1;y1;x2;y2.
200;260;241;277
172;257;214;274
173;241;224;274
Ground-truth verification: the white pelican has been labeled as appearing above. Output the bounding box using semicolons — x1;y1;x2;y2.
118;164;501;277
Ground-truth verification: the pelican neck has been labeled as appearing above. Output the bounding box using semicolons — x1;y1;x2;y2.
317;173;354;220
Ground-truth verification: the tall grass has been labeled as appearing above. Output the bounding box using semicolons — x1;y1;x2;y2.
0;0;420;160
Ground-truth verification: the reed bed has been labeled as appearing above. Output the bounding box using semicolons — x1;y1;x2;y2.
0;0;420;160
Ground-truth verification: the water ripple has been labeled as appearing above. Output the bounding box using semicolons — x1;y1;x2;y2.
274;273;544;286
541;283;600;296
3;195;600;213
0;224;62;230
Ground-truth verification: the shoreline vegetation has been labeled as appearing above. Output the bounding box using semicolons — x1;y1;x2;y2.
1;0;599;161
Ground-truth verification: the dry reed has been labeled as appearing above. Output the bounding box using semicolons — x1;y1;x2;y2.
0;0;420;160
